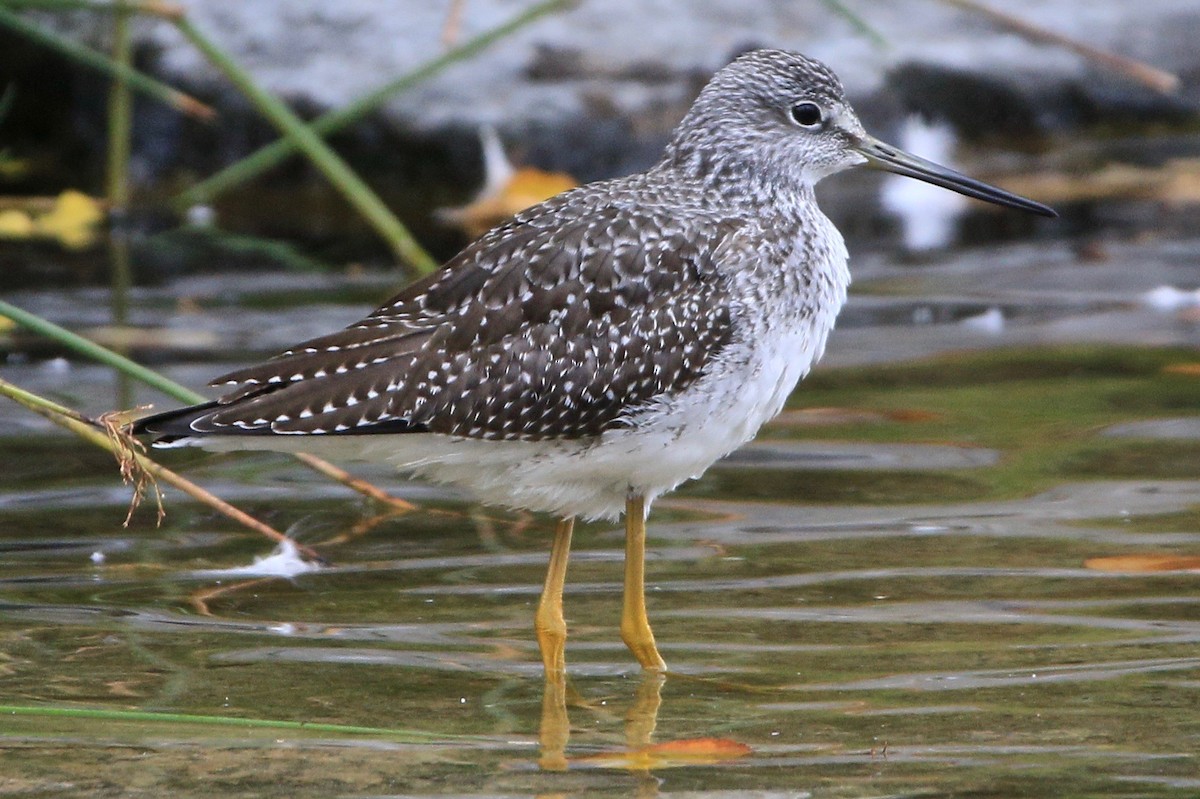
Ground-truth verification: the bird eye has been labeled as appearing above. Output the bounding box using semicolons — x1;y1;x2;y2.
790;102;823;128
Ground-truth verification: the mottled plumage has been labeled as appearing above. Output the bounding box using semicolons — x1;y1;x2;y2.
137;49;1052;674
176;194;740;443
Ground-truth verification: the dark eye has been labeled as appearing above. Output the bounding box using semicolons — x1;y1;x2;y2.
790;102;823;128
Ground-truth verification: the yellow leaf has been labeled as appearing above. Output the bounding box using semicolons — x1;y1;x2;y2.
35;190;105;250
500;167;578;211
0;208;35;238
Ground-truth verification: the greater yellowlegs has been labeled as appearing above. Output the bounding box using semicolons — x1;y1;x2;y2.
136;49;1054;675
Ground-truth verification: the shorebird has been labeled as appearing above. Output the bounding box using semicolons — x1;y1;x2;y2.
136;49;1054;676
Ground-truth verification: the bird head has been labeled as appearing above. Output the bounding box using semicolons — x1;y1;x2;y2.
666;49;1055;217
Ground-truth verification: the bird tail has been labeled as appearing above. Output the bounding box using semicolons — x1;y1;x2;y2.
131;401;224;444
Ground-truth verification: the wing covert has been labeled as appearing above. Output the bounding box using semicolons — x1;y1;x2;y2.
187;191;743;441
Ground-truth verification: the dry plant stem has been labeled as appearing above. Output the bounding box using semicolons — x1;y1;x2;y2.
98;410;165;526
440;0;466;46
938;0;1180;93
189;576;276;616
316;506;413;546
0;299;410;509
0;7;214;119
0;377;323;561
293;452;416;511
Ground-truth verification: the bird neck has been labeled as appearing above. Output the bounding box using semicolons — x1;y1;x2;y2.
656;142;818;217
657;153;816;221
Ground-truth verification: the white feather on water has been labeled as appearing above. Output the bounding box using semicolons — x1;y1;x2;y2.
191;540;321;578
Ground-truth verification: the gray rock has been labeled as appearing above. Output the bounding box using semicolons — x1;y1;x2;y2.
34;1;1200;140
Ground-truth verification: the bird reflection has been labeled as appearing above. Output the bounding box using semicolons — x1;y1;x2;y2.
538;671;750;778
539;671;664;772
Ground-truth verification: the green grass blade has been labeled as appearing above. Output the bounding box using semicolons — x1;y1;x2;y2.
818;0;887;47
0;704;501;743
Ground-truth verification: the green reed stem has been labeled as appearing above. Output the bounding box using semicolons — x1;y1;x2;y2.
0;0;183;18
0;299;206;403
817;0;887;47
173;0;570;214
0;6;213;119
105;7;133;213
106;7;135;406
171;16;436;273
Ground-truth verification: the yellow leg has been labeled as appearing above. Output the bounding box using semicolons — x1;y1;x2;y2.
621;494;666;671
538;669;570;771
535;517;574;675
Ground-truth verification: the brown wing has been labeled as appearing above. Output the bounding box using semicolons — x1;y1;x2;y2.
149;189;739;442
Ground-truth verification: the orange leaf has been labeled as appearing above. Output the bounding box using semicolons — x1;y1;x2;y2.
441;166;577;237
572;737;752;770
1085;554;1200;572
644;738;753;758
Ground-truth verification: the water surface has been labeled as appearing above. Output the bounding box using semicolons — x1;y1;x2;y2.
3;145;1200;797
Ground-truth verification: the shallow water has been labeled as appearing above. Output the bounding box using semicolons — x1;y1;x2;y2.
4;152;1200;794
3;440;1200;797
4;276;1200;797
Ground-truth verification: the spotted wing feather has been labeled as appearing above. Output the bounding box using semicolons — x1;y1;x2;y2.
141;186;739;442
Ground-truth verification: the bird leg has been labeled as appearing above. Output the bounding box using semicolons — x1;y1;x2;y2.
535;516;574;674
621;494;666;671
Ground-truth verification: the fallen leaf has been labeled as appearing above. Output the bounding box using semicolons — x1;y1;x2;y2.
36;190;105;250
572;737;752;770
443;167;577;237
885;408;942;422
769;407;890;427
0;208;34;238
437;127;576;237
105;680;143;698
1085;554;1200;572
768;407;941;428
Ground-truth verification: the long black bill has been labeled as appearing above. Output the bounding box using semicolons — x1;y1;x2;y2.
855;134;1057;218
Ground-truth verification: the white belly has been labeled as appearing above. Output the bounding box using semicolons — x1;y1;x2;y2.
363;322;834;520
189;304;843;522
189;218;851;521
319;268;844;519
